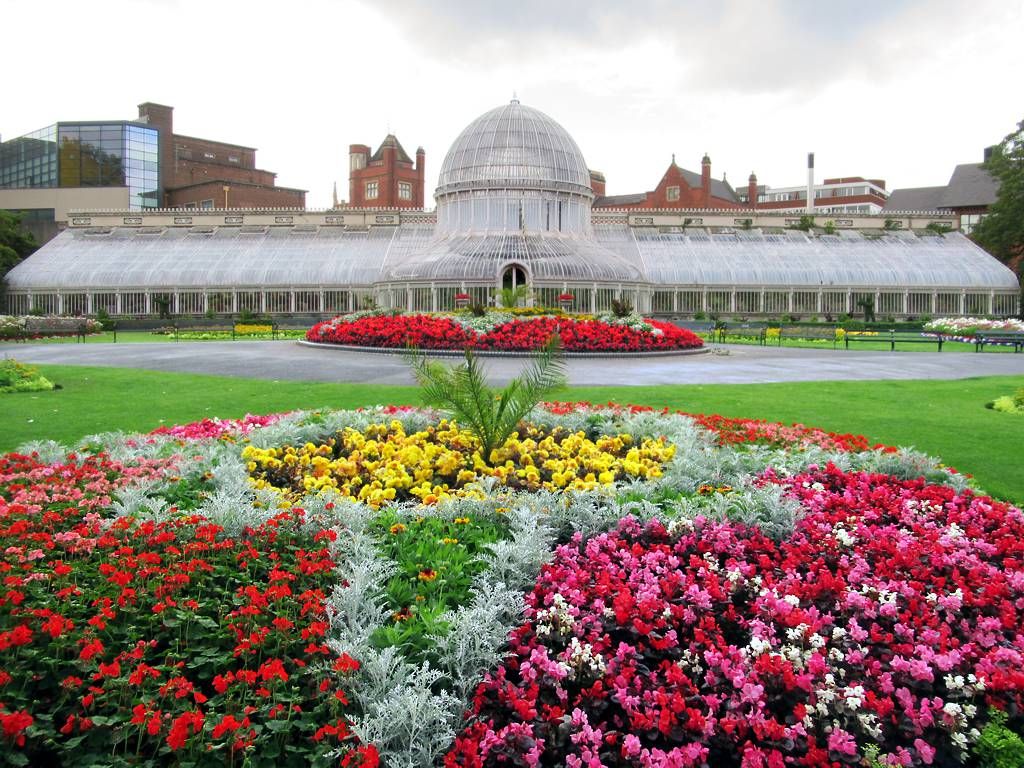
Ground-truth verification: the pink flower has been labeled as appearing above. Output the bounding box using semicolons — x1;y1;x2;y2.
828;728;858;757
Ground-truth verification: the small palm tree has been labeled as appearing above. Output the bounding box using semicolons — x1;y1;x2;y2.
495;285;531;309
408;335;566;463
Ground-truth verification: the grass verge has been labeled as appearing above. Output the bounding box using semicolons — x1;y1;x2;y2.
1;365;1021;505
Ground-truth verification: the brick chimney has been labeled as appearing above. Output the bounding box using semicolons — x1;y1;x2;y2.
348;144;370;206
701;153;711;204
589;169;606;197
416;146;425;208
748;172;758;209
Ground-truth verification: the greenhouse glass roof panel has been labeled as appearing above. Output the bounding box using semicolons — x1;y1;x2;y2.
436;101;592;195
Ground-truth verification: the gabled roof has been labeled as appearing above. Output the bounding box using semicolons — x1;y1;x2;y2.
370;134;413;164
883;162;1001;212
882;186;946;212
678;167;739;202
940;163;999;208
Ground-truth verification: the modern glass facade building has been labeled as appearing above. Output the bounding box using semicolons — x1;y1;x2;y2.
0;121;159;208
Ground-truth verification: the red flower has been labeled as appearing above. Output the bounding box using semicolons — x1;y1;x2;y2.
0;709;33;747
212;714;243;739
166;710;204;751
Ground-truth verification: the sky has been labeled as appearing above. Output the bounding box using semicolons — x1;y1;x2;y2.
2;0;1021;209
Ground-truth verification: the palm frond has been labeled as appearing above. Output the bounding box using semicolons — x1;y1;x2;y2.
405;336;565;463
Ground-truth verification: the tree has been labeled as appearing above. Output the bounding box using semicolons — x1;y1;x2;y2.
973;117;1024;274
0;210;38;277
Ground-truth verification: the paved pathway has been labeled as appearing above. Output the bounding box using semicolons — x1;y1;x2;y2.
11;341;1024;386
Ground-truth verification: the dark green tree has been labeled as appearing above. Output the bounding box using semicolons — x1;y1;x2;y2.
973;117;1024;272
0;210;38;276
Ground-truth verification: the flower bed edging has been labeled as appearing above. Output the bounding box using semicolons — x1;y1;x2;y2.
296;340;709;358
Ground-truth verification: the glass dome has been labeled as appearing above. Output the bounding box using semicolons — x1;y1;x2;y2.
433;100;595;237
435;99;592;197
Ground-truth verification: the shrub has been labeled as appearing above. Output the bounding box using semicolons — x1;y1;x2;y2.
0;357;56;393
974;709;1024;768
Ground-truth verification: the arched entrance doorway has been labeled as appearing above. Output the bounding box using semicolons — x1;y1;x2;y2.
501;264;528;291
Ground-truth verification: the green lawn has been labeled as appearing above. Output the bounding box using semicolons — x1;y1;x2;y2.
2;365;1021;505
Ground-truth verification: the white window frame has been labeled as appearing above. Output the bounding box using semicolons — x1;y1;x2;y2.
398;181;412;200
365;181;379;200
666;185;680;202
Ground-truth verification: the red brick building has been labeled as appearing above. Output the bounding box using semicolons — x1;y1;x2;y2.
592;154;742;209
347;135;425;208
137;102;305;209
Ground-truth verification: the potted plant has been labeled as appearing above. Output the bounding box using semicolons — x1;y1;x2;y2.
558;292;574;311
454;292;472;310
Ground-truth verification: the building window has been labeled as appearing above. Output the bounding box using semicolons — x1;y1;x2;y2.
960;213;983;234
398;181;412;200
228;155;240;163
666;185;680;202
200;199;214;209
350;154;365;171
365;181;379;200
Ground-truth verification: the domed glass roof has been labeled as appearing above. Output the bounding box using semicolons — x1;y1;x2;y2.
435;100;592;196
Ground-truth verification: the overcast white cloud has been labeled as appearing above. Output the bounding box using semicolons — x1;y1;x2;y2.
1;0;1021;208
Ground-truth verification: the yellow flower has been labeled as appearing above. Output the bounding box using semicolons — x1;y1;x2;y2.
389;523;406;535
417;569;438;582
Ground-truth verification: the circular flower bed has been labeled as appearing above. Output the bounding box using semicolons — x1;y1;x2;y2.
306;311;703;352
2;403;1022;767
243;419;675;506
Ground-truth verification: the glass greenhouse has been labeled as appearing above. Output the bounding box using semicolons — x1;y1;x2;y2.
5;100;1020;318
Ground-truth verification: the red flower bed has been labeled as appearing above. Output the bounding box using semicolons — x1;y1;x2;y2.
0;452;376;767
307;315;703;352
446;466;1024;767
309;314;475;350
540;401;892;453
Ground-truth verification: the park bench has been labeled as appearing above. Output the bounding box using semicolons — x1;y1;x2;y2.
974;331;1024;352
717;322;769;345
772;326;841;349
844;329;944;351
6;317;99;343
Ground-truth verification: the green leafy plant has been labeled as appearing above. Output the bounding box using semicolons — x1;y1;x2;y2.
822;220;836;235
855;297;876;323
369;511;511;665
408;335;566;462
988;387;1024;414
973;709;1024;768
0;357;56;393
790;215;815;232
495;285;530;309
610;298;634;318
468;301;487;317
